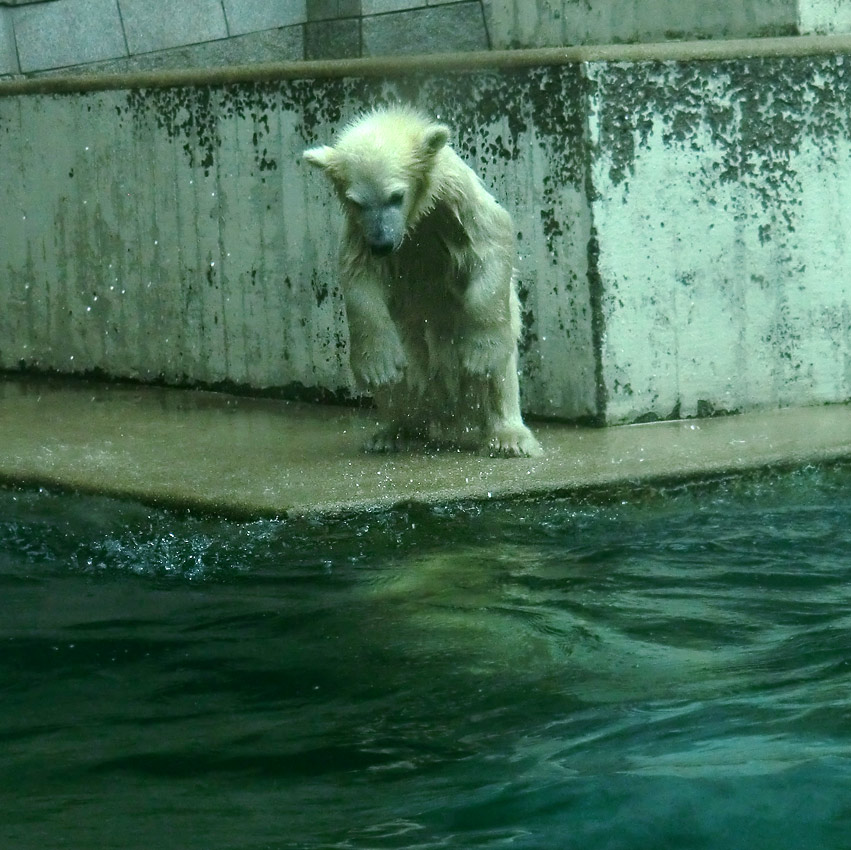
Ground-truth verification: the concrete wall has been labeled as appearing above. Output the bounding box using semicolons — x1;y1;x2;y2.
491;0;797;48
489;0;851;48
1;45;850;423
588;54;851;422
800;0;851;33
0;68;597;419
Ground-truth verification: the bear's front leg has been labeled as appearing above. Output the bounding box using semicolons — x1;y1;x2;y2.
452;241;518;378
349;325;407;387
344;270;407;388
482;351;543;458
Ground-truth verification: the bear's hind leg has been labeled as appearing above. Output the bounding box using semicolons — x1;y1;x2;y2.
364;421;428;453
486;422;541;458
482;352;542;458
364;380;429;453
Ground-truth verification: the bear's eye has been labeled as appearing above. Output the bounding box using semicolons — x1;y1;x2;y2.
387;190;405;206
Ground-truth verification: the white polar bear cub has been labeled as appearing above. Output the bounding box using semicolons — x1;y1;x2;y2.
304;106;542;457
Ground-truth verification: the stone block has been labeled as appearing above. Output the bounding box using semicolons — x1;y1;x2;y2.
488;0;799;49
362;1;487;55
362;0;421;14
119;0;228;55
306;0;361;21
799;0;851;34
39;24;303;75
223;0;307;37
0;8;17;75
305;17;360;58
14;0;127;72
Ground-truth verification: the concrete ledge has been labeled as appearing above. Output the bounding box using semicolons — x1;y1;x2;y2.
4;33;851;95
2;38;849;425
1;378;848;518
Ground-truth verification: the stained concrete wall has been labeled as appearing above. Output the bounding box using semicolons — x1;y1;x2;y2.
1;44;850;424
588;54;851;422
0;69;597;419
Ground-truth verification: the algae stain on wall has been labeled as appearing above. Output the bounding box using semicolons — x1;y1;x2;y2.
594;55;851;224
116;70;597;419
586;55;851;423
1;69;598;420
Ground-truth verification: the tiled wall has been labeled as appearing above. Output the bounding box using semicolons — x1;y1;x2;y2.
0;0;490;77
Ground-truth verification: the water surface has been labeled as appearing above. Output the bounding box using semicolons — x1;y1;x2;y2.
1;466;850;848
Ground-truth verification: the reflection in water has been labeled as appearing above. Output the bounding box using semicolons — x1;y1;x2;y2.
0;466;850;849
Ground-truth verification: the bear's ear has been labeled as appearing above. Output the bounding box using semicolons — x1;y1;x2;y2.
420;124;450;159
303;145;338;171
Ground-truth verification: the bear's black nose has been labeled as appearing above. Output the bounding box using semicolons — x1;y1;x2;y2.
369;241;395;257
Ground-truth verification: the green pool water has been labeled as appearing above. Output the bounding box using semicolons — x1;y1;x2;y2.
1;466;850;849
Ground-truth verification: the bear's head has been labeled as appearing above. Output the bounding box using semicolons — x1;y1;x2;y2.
304;107;450;257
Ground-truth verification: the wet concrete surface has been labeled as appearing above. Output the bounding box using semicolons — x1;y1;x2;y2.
1;376;849;518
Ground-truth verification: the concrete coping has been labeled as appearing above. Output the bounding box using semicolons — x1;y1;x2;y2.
2;33;851;97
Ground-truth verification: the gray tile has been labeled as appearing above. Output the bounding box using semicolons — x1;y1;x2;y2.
119;0;228;55
304;16;360;58
33;23;303;75
363;1;487;55
14;0;127;73
362;0;420;13
306;0;361;22
0;9;17;75
223;0;307;36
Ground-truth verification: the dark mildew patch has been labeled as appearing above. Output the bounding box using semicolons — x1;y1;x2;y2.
125;68;588;247
127;86;222;175
591;54;851;228
397;67;589;261
125;81;360;176
123;68;594;407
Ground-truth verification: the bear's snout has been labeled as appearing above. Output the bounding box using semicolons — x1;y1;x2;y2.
369;240;396;257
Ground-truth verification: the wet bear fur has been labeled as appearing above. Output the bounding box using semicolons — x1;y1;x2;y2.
303;105;541;457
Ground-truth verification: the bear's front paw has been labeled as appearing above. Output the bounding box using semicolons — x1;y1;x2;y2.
351;338;407;387
458;334;510;376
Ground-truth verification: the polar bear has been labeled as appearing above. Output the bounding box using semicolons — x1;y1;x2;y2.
303;106;541;457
